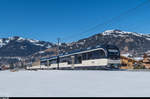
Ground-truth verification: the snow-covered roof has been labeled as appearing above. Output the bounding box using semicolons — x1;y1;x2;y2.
121;53;131;57
133;57;143;61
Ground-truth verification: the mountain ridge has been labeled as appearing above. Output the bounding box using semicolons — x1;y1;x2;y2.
57;29;150;57
0;29;150;66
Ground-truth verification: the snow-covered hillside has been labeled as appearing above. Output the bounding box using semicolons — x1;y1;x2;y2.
0;36;53;48
102;29;150;40
63;29;150;57
0;36;56;57
1;70;150;97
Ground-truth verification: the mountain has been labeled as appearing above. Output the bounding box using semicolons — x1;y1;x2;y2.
0;36;56;57
57;29;150;57
1;29;150;66
1;29;150;58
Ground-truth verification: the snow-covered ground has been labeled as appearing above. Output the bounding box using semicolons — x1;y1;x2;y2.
0;70;150;97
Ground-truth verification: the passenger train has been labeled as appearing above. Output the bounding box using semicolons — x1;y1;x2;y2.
38;45;121;70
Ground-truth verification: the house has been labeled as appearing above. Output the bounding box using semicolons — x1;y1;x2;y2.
142;53;150;69
120;56;139;69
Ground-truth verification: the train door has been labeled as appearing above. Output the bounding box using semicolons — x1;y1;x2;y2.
78;55;82;64
71;56;75;69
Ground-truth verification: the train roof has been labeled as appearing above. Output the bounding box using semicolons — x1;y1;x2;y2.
40;44;119;61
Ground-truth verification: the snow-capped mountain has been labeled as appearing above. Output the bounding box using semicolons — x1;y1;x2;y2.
0;36;53;48
57;29;150;57
1;29;150;66
102;29;150;40
1;29;149;58
0;36;56;57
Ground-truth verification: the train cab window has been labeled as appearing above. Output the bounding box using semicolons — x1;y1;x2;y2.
108;49;119;55
108;49;120;59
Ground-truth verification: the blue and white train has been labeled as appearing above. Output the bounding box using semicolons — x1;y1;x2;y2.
32;45;121;70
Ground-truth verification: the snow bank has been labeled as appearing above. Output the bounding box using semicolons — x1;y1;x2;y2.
0;70;150;97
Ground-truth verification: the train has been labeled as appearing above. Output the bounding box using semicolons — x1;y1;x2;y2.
37;45;121;70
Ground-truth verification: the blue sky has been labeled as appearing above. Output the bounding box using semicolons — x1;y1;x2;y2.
0;0;149;43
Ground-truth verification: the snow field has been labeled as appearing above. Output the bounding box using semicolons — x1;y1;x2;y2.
0;70;150;97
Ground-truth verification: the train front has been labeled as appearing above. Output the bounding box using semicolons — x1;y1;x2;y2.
105;45;121;69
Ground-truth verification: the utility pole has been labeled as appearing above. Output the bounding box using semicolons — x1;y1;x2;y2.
40;47;42;69
57;38;60;70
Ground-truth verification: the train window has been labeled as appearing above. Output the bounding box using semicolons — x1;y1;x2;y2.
57;57;59;63
92;50;100;59
99;50;106;58
40;61;47;66
51;59;57;64
108;49;118;53
87;50;106;59
59;58;62;63
66;56;72;64
78;56;82;64
82;53;87;60
75;54;82;64
49;60;51;66
87;52;92;60
60;57;67;63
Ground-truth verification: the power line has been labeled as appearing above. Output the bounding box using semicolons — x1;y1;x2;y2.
61;0;150;42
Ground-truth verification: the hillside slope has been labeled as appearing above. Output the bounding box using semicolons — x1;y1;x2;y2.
58;29;150;57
